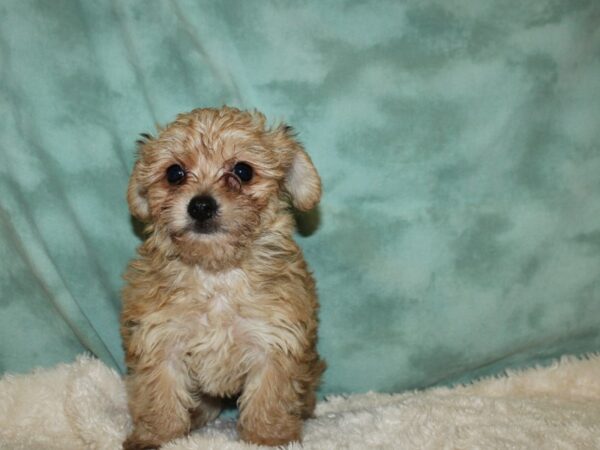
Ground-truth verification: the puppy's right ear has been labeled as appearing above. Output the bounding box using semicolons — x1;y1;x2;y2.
127;135;153;222
127;158;151;222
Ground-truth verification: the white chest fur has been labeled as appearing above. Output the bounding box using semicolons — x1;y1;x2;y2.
189;267;248;314
138;264;300;397
166;266;261;395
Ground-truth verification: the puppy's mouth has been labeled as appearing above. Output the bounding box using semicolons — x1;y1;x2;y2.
169;221;224;244
189;220;220;235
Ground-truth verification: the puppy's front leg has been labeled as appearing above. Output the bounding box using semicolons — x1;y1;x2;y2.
237;358;304;446
123;363;194;450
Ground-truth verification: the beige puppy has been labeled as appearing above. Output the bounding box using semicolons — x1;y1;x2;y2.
121;107;325;449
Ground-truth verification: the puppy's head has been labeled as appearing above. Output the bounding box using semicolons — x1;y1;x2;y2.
128;107;320;269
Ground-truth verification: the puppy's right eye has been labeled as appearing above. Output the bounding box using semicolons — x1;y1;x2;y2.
166;164;186;185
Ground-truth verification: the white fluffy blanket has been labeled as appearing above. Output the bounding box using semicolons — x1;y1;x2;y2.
1;355;600;449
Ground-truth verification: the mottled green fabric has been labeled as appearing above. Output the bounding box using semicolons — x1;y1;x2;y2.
1;0;599;395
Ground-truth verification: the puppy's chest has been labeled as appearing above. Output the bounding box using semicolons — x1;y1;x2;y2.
175;267;281;360
172;268;269;394
181;267;250;333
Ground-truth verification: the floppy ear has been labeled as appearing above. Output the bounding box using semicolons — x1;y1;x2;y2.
127;158;151;222
276;125;322;211
127;133;157;222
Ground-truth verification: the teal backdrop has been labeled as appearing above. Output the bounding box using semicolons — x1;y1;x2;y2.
1;0;599;394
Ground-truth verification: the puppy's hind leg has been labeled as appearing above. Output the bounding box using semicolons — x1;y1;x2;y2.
301;357;326;419
123;363;195;450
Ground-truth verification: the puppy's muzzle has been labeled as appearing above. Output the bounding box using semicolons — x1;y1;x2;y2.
188;195;219;233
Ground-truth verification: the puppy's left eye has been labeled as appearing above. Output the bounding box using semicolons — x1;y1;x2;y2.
233;162;253;182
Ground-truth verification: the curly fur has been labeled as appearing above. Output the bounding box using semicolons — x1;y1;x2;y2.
121;107;325;449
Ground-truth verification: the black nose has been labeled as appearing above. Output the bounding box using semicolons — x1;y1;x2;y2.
187;195;218;222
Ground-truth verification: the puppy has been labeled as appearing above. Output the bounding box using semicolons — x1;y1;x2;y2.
121;107;325;449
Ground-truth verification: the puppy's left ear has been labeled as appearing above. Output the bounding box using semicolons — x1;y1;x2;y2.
274;125;322;211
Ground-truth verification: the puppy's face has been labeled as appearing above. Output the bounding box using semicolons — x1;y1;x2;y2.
127;107;320;268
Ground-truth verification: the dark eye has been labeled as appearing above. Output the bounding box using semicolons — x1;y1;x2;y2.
166;164;186;185
233;162;253;182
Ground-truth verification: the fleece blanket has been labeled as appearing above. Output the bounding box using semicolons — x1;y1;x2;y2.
1;354;599;450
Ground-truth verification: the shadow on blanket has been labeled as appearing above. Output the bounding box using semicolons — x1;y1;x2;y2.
1;354;600;449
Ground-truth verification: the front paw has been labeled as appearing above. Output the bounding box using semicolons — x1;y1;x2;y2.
238;415;302;446
122;435;161;450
